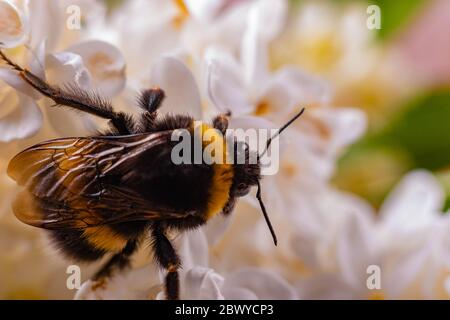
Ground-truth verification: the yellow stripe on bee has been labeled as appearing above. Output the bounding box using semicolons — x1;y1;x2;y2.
192;122;234;219
83;226;128;252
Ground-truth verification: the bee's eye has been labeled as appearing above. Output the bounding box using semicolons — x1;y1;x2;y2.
236;183;250;197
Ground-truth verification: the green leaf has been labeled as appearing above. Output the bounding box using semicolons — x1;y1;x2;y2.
295;0;425;40
370;0;425;39
333;90;450;207
384;90;450;170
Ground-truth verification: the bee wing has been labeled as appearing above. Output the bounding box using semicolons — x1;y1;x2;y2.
7;132;192;229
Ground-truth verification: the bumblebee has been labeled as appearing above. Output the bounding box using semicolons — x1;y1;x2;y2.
1;49;304;300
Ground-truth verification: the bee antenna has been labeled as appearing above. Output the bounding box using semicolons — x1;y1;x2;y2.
256;180;277;246
259;108;306;158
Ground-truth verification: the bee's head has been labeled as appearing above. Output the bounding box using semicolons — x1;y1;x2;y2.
230;141;261;198
228;108;306;246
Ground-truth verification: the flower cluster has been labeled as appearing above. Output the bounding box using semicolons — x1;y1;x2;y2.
0;0;448;299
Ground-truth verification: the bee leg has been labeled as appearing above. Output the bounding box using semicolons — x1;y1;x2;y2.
221;197;236;216
92;239;138;282
0;49;134;135
138;87;165;113
151;224;181;300
138;87;165;132
212;113;230;136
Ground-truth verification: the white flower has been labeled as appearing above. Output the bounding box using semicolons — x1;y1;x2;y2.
205;0;365;165
0;0;29;48
0;0;127;140
271;1;416;129
205;2;322;124
291;171;450;299
76;227;297;300
204;1;366;261
377;171;450;299
3;0;446;302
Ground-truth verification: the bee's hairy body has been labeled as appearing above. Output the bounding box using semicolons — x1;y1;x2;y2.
48;116;234;261
1;49;262;300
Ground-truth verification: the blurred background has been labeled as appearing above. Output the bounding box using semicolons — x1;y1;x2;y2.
286;0;450;209
1;0;449;299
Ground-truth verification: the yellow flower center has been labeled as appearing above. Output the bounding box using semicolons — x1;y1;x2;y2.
304;113;331;140
172;0;190;29
282;162;298;177
368;291;385;300
301;35;342;73
254;100;271;116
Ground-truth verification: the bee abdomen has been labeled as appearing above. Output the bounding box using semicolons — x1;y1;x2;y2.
49;229;107;262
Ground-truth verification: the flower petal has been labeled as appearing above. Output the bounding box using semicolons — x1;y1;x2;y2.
205;46;251;115
240;0;288;93
382;245;429;298
46;51;92;89
296;274;358;299
150;56;202;119
27;0;63;51
75;264;161;300
299;106;367;155
184;0;224;22
241;5;268;95
67;40;126;97
380;170;444;231
445;277;450;296
45;51;96;136
290;231;320;268
222;287;258;300
0;91;42;142
30;40;47;79
271;67;333;106
0;0;29;48
249;0;287;42
177;229;209;270
227;115;278;163
182;267;225;300
0;41;46;99
228;115;275;130
336;211;375;290
0;67;40;99
203;213;232;246
223;267;297;299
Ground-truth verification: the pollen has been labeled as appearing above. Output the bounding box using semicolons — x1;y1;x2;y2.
254;100;271;116
368;291;385;300
301;35;343;73
282;162;298;177
304;113;331;140
172;0;190;29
